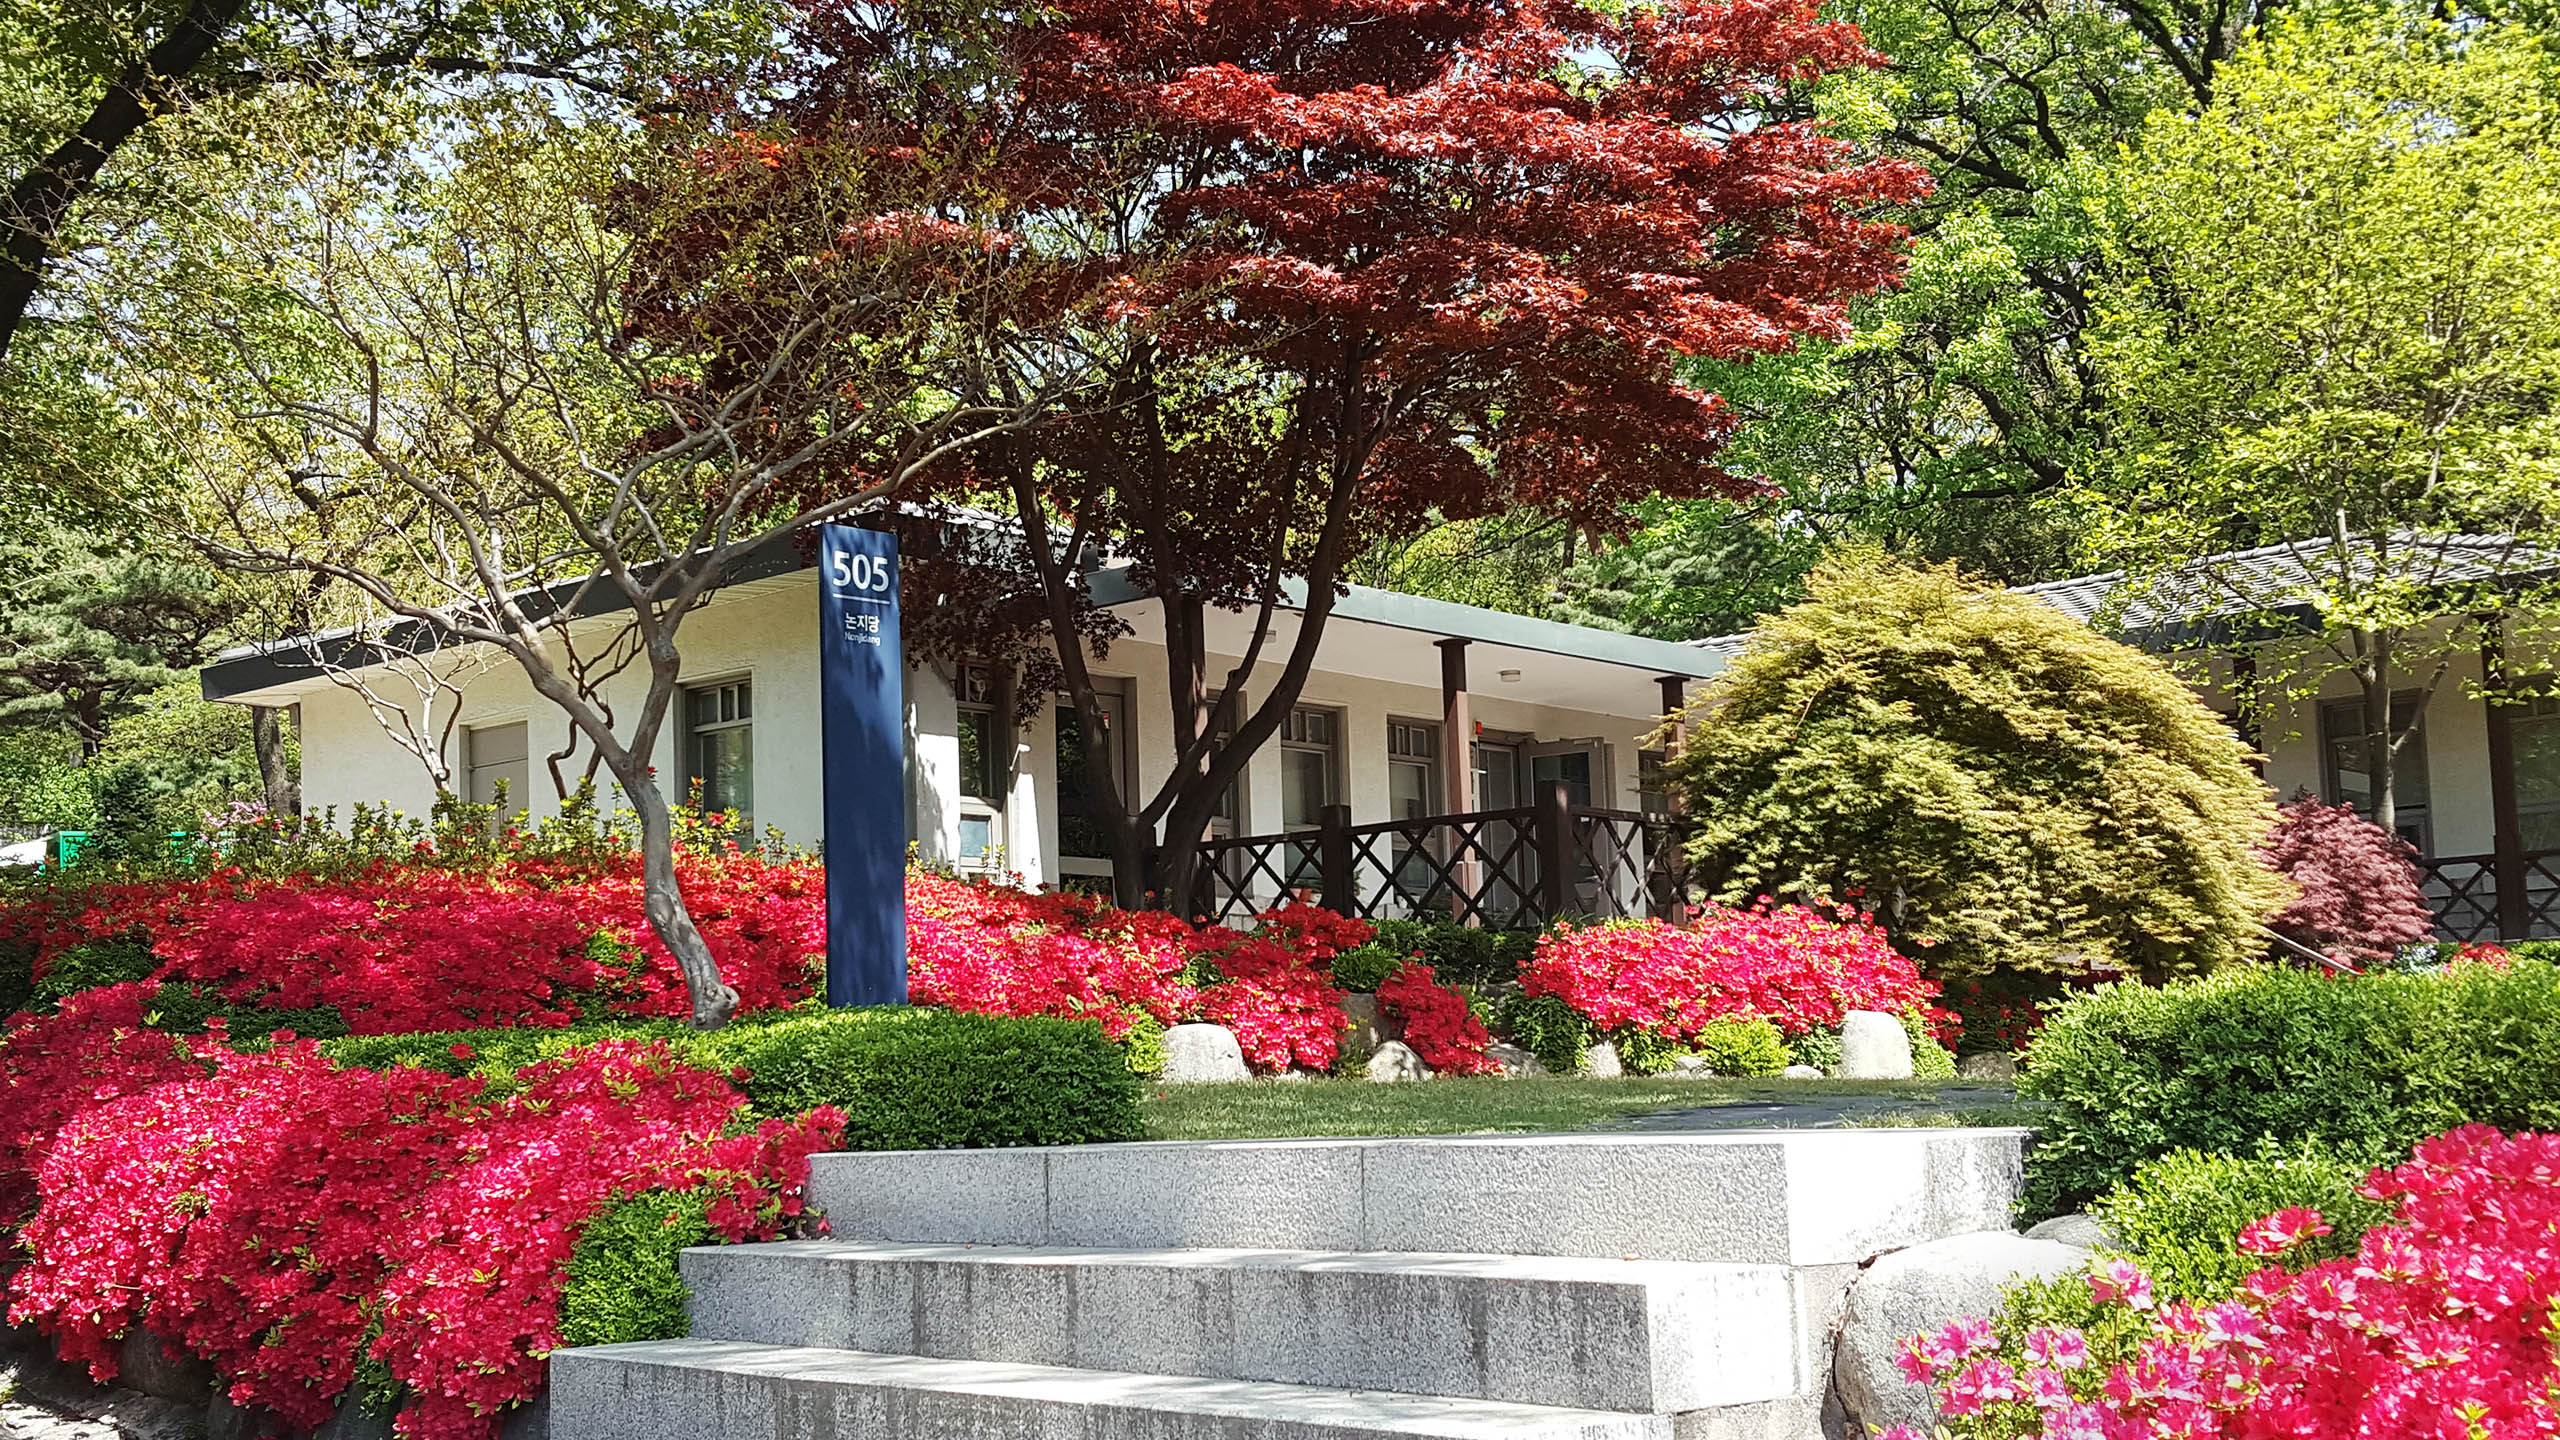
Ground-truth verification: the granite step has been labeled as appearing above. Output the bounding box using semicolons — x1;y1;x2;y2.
547;1340;1669;1440
679;1240;1800;1414
805;1129;2029;1265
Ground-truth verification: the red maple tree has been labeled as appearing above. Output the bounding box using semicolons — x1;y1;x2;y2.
2260;794;2436;966
742;0;1927;906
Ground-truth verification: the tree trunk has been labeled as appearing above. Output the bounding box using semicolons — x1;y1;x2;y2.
2363;657;2398;840
252;706;300;817
622;766;740;1029
1147;827;1205;922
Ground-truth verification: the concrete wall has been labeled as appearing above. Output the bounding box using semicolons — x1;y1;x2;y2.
281;574;1670;884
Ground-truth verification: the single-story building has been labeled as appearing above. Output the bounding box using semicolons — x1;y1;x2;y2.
200;544;1722;924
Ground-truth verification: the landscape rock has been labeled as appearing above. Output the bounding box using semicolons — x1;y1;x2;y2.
1956;1051;2018;1081
1837;1010;1915;1079
2025;1212;2114;1250
1338;994;1386;1062
1484;1042;1547;1077
1672;1055;1715;1077
1367;1040;1433;1082
1583;1040;1624;1078
118;1327;213;1406
1158;1024;1250;1084
313;1397;398;1440
1781;1064;1825;1080
1833;1232;2091;1435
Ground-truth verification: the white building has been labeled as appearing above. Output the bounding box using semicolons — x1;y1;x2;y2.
200;554;1722;921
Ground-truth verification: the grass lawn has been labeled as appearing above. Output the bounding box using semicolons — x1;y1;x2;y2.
1139;1074;2033;1141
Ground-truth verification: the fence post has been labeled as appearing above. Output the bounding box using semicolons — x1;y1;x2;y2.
1534;782;1575;922
1318;803;1355;915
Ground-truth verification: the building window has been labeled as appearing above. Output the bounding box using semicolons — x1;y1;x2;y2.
1058;679;1131;865
683;678;753;824
1282;706;1339;830
2510;693;2560;851
955;664;1002;803
1638;748;1671;816
1387;721;1439;820
2320;693;2430;852
464;721;529;819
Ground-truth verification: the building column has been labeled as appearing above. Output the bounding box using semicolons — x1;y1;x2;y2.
1656;675;1688;813
1439;640;1474;812
1439;638;1478;926
2483;619;2529;941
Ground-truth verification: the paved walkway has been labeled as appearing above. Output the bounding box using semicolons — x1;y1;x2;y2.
1608;1084;2033;1131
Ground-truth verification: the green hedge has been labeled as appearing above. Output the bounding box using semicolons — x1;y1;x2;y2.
2093;1145;2390;1302
2019;960;2560;1216
319;1005;1146;1150
559;1187;715;1347
1333;920;1537;991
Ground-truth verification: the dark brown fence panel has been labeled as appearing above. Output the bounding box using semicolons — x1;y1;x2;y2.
1190;801;1690;930
2415;849;2560;943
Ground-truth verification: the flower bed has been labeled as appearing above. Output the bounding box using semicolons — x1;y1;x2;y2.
1898;1124;2560;1438
4;1021;837;1440
1520;906;1946;1053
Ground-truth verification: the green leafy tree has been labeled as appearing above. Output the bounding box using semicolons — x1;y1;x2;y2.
1667;554;2290;979
0;534;226;754
1550;0;2253;636
1549;505;1819;640
2080;11;2560;835
0;0;779;367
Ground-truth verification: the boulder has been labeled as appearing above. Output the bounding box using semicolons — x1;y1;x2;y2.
1833;1232;2091;1436
2025;1212;2115;1250
1367;1040;1433;1082
1671;1055;1715;1077
1583;1040;1624;1078
118;1328;213;1406
1339;994;1387;1062
1781;1064;1825;1080
1485;1042;1547;1077
1956;1051;2018;1081
1837;1011;1914;1079
1158;1024;1250;1084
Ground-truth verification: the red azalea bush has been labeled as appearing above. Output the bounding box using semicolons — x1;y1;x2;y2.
1522;904;1937;1045
1196;930;1352;1072
6;848;826;1035
1376;961;1499;1075
0;983;205;1226
1898;1124;2560;1440
905;874;1361;1071
1939;970;2082;1056
6;1035;839;1440
2259;795;2434;967
905;871;1204;1038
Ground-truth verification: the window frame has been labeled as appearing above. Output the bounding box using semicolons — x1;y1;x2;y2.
1279;704;1344;832
2318;690;2432;854
680;676;755;826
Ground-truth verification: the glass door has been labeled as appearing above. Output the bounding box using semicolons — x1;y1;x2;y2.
1524;739;1608;808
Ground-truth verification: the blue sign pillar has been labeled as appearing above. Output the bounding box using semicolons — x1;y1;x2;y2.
818;523;907;1006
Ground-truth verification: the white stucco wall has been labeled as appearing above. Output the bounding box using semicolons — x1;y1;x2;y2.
2186;623;2499;858
267;574;1675;885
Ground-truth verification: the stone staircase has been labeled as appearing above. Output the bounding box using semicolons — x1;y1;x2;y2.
548;1128;2027;1440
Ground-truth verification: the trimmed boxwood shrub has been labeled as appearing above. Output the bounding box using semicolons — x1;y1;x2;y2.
2093;1144;2390;1303
558;1187;717;1348
1689;1018;1789;1077
2019;958;2560;1216
319;1005;1145;1150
